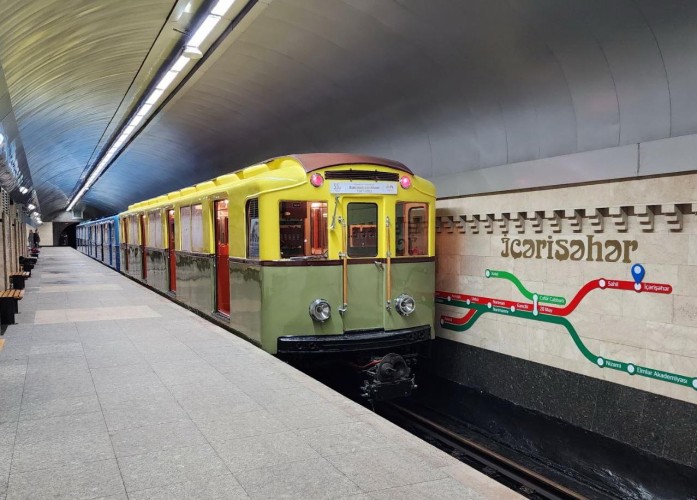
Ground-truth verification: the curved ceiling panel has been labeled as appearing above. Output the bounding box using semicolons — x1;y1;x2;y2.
0;0;175;216
1;0;697;218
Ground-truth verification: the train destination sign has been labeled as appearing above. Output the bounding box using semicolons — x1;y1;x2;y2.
330;181;398;195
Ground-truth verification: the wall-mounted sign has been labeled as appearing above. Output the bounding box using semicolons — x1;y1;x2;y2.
330;181;397;195
501;235;638;263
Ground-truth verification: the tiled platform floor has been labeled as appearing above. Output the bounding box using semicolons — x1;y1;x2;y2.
0;247;519;499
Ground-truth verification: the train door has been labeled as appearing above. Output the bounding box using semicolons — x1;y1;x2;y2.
340;198;384;330
214;200;230;315
123;219;129;272
98;225;104;261
167;210;176;292
107;222;113;266
140;215;147;280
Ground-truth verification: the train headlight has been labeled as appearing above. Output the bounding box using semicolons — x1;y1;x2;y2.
394;294;416;316
309;299;331;322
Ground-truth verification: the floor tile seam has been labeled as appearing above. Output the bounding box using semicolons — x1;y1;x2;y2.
5;352;28;488
12;421;109;447
359;476;463;494
286;430;392;459
111;437;216;460
9;448;120;476
81;338;129;498
103;416;194;435
17;408;100;423
205;429;298;450
246;455;368;496
6;456;118;479
186;404;288;426
20;388;98;403
239;388;334;411
146;364;254;499
216;452;343;478
121;470;235;497
323;441;455;470
257;404;363;428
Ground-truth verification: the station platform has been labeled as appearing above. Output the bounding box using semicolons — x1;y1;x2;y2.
0;247;518;499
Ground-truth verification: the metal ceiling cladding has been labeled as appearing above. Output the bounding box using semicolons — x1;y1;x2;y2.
1;1;697;218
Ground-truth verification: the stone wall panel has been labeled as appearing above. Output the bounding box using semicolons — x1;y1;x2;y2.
435;172;697;425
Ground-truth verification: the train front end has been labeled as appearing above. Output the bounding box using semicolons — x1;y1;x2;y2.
248;154;436;401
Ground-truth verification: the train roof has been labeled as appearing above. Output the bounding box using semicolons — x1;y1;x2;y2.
126;153;415;211
267;153;413;175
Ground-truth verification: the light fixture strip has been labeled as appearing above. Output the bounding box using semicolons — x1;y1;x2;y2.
66;0;242;211
187;15;221;48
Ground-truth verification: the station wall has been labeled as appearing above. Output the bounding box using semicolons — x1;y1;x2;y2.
434;172;697;467
0;191;30;290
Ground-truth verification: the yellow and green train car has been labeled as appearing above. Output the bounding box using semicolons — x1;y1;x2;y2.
118;153;436;399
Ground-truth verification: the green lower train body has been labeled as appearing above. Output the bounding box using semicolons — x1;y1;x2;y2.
121;245;434;357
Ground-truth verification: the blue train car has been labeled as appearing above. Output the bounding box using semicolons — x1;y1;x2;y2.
76;216;120;271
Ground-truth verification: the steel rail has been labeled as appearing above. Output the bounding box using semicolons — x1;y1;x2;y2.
386;403;587;500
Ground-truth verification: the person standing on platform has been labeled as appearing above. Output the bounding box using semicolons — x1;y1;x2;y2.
33;230;40;248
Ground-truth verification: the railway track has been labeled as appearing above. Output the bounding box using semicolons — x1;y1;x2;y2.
381;402;591;500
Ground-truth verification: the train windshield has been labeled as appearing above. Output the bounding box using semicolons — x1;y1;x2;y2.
279;201;328;258
347;202;378;257
396;202;428;256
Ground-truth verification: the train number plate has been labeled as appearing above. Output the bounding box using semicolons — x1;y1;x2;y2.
329;181;397;195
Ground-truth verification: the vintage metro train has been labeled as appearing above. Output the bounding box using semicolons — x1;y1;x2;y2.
77;153;436;399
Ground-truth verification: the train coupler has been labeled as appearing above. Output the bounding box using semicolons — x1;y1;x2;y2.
360;353;417;402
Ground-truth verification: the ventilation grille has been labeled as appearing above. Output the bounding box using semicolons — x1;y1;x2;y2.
1;189;9;214
325;170;399;182
246;198;258;219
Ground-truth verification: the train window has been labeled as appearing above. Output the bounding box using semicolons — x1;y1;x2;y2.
395;202;428;256
246;198;259;259
216;200;228;245
347;203;377;257
121;217;128;243
279;201;328;258
191;204;204;252
180;206;192;252
147;211;163;248
129;215;139;245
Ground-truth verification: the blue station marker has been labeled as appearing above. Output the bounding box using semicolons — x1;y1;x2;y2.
631;264;645;284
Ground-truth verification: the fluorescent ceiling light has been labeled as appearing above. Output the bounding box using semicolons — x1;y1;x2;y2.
172;55;190;72
129;115;144;128
27;203;35;210
136;103;153;117
156;70;179;90
187;15;220;49
123;125;136;136
145;88;165;105
19;186;28;194
212;0;237;16
0;133;4;147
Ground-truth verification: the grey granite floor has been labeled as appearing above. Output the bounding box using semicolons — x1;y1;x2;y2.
0;247;519;499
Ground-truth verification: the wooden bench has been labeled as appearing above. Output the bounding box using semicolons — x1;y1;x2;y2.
0;289;24;325
9;271;30;290
18;256;36;275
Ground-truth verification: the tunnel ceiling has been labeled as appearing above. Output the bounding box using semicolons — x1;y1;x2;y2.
1;0;697;219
